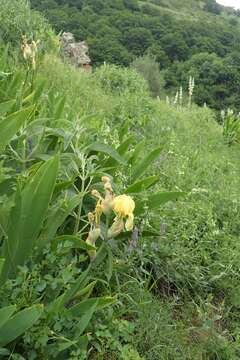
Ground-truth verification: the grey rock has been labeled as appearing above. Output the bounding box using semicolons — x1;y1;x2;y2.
60;32;91;69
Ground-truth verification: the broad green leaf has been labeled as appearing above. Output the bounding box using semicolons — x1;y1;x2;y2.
125;176;159;194
51;235;96;252
89;242;108;269
1;156;59;281
73;281;97;301
104;136;134;168
142;229;161;237
0;99;15;115
51;268;91;313
53;179;75;196
48;243;109;314
0;107;33;151
69;296;117;317
1;187;22;280
117;136;134;156
22;92;35;106
131;146;163;182
77;300;98;336
55;340;78;353
18;156;59;262
136;191;186;215
0;259;5;277
33;80;45;103
128;140;145;166
0;305;43;347
0;348;10;356
0;305;16;328
39;194;82;249
78;335;88;352
54;96;66;119
88;143;127;165
147;191;187;208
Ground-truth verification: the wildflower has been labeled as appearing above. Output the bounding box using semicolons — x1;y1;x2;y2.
113;194;135;217
113;194;135;231
21;36;39;70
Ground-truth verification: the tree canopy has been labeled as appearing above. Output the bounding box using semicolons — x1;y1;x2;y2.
30;0;240;111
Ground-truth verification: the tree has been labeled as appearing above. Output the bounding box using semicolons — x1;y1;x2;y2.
161;33;189;62
123;28;153;56
204;0;221;15
132;55;165;97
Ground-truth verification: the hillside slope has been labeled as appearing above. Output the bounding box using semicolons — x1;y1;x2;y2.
1;0;240;358
30;0;240;111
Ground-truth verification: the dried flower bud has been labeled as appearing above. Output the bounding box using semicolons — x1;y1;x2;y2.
91;189;102;199
102;176;111;183
88;212;95;223
104;181;113;193
88;227;101;243
96;201;103;216
107;217;125;239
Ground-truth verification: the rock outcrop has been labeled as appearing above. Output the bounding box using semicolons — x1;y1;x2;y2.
61;32;91;70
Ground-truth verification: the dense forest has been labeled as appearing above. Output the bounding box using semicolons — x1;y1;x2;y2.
30;0;240;111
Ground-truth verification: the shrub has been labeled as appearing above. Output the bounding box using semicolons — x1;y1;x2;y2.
131;55;165;97
94;63;149;96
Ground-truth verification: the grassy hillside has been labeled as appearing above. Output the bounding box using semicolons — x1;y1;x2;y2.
0;0;240;359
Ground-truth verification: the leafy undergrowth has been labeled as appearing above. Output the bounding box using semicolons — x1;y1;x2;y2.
0;2;240;359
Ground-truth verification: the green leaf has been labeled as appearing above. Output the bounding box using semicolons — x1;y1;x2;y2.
1;187;22;280
54;96;66;119
0;348;10;356
0;107;33;151
125;176;159;194
147;191;187;208
73;281;97;300
0;305;43;347
77;300;98;336
50;267;91;313
0;259;5;277
69;296;117;318
39;194;82;249
53;179;75;196
128;140;145;166
117;136;135;156
78;335;88;352
136;191;186;215
0;305;16;328
1;156;59;281
89;242;108;269
51;235;96;252
104;136;134;168
55;340;78;353
22;92;35;106
105;245;113;282
88;143;127;165
131;146;163;182
0;99;15;115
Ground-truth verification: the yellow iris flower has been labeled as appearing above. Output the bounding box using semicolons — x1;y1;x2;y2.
113;194;135;231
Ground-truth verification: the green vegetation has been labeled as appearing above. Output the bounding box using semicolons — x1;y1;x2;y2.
30;0;240;111
0;0;240;359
